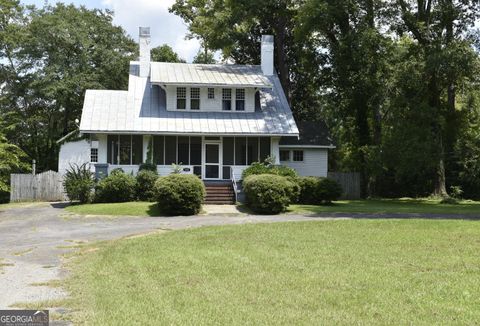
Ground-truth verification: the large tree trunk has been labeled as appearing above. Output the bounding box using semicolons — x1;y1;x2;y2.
274;16;290;103
434;139;448;197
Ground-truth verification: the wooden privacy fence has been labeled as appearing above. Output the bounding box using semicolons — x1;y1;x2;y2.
10;170;64;202
328;172;361;200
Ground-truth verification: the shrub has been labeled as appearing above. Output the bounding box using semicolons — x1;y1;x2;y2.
243;174;297;214
139;162;157;172
63;163;95;203
242;162;298;180
154;174;205;215
298;176;320;204
317;178;343;204
94;170;136;203
135;170;158;201
298;177;343;204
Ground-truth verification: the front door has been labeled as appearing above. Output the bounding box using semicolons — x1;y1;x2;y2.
204;143;220;179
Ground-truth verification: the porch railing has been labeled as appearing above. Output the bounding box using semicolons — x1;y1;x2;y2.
230;166;238;203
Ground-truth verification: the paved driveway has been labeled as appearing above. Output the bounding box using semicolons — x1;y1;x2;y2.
0;203;324;309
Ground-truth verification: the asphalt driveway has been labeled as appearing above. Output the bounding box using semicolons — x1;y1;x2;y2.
0;202;322;310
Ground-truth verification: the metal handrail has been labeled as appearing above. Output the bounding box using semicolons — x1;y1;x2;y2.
230;166;238;203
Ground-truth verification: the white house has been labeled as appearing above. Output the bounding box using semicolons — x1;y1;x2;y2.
60;27;335;183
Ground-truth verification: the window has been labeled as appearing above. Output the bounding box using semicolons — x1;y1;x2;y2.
236;89;245;111
208;88;215;99
90;148;98;163
190;88;200;110
247;137;259;164
222;88;232;111
176;87;186;110
293;150;304;162
280;150;290;161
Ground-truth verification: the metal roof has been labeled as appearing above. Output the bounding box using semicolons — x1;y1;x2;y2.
150;62;272;88
79;63;298;136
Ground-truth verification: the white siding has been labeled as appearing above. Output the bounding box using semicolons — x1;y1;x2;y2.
58;140;92;175
281;148;328;177
165;86;255;112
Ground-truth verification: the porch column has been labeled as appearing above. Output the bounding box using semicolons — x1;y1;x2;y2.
271;137;281;164
142;135;150;163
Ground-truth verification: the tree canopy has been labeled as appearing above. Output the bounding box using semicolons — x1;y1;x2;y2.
151;44;186;62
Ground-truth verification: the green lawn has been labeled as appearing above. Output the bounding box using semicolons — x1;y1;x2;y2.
65;198;480;217
65;202;163;217
60;220;480;325
290;198;480;215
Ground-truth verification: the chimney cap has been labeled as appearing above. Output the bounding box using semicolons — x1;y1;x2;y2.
262;35;274;43
139;27;150;37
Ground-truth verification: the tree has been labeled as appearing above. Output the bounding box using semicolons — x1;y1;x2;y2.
0;3;136;172
394;0;480;196
297;0;392;196
0;123;30;202
151;44;186;62
192;49;216;64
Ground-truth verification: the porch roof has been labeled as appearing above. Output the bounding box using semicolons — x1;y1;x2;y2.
79;64;298;136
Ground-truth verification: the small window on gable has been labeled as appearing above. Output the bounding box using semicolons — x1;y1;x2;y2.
208;88;215;99
191;87;200;110
176;87;186;110
90;148;98;163
293;150;304;162
236;89;245;111
222;88;232;111
280;150;290;162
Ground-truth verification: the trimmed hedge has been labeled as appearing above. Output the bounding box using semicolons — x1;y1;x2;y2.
242;162;298;180
298;176;343;204
243;174;298;214
135;170;158;201
154;174;205;215
94;170;136;203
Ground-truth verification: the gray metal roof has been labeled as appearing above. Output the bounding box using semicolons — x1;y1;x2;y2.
79;63;298;136
150;62;272;88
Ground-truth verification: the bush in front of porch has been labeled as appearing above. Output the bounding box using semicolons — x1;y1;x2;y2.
154;174;205;215
243;174;299;214
94;169;137;203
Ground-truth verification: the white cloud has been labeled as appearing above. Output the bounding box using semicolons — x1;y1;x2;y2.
101;0;200;62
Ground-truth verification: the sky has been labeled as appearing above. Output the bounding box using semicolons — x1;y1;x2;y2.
21;0;201;62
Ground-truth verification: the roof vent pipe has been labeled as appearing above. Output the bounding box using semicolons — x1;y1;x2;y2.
261;35;274;76
139;27;151;78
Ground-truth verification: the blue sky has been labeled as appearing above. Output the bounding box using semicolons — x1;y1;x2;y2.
21;0;201;62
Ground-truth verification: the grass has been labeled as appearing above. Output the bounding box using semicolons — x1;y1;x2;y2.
65;198;480;217
60;220;480;325
290;198;480;215
65;201;164;217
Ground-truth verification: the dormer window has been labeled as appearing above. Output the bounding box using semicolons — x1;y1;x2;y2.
176;87;186;110
191;87;200;110
208;88;215;99
236;89;245;111
222;89;232;111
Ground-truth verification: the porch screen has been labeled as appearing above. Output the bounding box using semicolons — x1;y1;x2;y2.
165;136;177;165
107;135;143;165
178;136;189;165
153;136;164;165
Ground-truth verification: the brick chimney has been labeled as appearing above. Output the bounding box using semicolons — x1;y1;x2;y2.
139;27;151;78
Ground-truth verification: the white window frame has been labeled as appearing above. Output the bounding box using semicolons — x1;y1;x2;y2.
90;148;98;163
190;87;200;110
293;150;304;162
222;88;232;111
208;88;215;99
235;88;245;111
176;87;186;110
